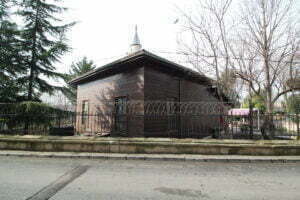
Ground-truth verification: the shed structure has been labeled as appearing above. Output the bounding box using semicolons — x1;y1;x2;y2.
69;28;229;138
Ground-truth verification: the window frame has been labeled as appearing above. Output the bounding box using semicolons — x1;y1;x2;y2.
81;100;89;125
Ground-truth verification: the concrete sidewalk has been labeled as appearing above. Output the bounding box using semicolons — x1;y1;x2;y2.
1;150;300;163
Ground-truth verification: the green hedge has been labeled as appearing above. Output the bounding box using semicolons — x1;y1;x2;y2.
0;101;69;114
0;102;74;132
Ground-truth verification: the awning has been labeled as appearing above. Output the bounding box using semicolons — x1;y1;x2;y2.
228;108;258;116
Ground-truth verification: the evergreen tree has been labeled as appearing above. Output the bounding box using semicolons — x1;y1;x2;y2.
0;0;25;102
67;57;96;80
18;0;75;101
286;95;300;114
0;0;8;18
243;93;266;113
64;57;96;102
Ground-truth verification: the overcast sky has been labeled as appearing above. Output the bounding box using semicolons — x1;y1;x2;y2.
58;0;189;75
43;0;191;102
43;0;300;103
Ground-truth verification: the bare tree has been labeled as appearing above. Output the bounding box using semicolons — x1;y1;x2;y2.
178;0;300;139
178;0;300;112
177;0;236;102
238;0;300;114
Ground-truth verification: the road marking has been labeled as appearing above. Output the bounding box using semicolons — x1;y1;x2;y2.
25;165;89;200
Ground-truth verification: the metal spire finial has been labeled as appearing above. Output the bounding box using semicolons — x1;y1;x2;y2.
130;25;142;53
132;25;141;45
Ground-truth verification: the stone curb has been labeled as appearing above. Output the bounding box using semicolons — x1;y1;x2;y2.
1;135;300;156
1;151;300;163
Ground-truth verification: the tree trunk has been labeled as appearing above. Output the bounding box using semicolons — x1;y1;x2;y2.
262;0;274;139
27;66;34;100
27;2;39;101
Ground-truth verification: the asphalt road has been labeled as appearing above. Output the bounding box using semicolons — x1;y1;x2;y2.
0;156;299;200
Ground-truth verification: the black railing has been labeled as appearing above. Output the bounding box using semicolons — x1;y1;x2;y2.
0;112;299;139
0;101;299;139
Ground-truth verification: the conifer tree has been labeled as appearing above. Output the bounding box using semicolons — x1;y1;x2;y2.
0;0;25;102
64;57;96;102
0;0;8;19
19;0;75;101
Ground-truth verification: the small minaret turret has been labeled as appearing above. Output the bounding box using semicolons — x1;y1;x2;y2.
130;25;142;53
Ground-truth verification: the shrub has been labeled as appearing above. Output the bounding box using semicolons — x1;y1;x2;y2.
212;127;222;138
240;124;250;134
0;101;74;134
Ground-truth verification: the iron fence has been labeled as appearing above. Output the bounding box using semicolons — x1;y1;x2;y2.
0;112;299;139
0;113;76;135
0;101;299;139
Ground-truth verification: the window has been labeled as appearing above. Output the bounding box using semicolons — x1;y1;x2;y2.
115;97;127;133
81;100;89;125
115;97;127;115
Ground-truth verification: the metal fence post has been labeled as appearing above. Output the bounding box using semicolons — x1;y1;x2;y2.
249;100;254;139
58;114;61;128
297;114;300;140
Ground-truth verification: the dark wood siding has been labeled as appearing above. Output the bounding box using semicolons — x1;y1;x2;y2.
144;66;179;137
144;66;221;138
76;66;144;137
